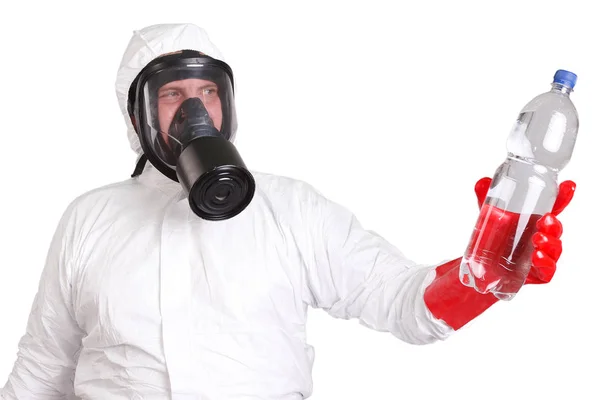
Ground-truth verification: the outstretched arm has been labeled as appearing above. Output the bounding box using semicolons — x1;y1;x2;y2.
300;178;575;342
300;185;454;345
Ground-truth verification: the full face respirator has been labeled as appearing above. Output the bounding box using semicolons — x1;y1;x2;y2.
127;50;255;221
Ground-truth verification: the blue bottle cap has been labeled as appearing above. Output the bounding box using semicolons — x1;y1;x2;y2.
553;69;577;89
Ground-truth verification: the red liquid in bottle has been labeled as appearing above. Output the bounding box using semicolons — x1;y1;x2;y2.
460;203;542;299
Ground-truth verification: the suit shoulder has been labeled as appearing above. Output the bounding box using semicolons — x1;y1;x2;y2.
252;170;324;200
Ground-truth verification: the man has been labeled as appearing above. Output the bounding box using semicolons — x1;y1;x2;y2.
0;23;574;399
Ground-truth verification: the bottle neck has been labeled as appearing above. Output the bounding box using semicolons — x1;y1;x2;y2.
507;154;560;176
551;82;573;95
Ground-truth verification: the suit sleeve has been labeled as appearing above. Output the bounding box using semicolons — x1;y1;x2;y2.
300;186;454;345
1;203;84;399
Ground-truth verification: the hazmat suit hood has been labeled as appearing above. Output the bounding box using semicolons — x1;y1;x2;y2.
115;23;229;160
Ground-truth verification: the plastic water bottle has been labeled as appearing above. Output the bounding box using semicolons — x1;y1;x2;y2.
458;69;579;301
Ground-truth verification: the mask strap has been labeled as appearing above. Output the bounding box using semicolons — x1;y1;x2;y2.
131;154;148;177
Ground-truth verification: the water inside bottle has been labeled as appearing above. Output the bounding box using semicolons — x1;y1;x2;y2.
459;203;542;300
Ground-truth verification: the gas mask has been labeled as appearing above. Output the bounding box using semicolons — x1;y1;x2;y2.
128;50;255;221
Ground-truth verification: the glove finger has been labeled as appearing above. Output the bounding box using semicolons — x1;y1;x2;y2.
475;177;492;209
527;250;557;284
536;213;563;239
552;180;576;216
532;231;562;261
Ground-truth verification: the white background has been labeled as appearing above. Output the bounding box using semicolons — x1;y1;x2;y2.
0;0;598;398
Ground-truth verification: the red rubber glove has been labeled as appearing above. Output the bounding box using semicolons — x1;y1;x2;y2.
423;177;576;331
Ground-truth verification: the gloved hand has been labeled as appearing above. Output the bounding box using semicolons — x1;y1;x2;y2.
423;177;576;331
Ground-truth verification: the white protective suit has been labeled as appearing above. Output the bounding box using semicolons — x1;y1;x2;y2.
1;23;453;400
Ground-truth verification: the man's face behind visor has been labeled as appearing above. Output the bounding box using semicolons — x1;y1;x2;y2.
129;51;255;221
130;50;238;179
157;78;223;146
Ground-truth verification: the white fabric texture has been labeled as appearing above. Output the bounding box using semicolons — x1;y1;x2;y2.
1;23;453;400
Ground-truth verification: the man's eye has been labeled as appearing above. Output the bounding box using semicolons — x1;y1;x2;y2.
160;91;179;98
203;88;217;95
